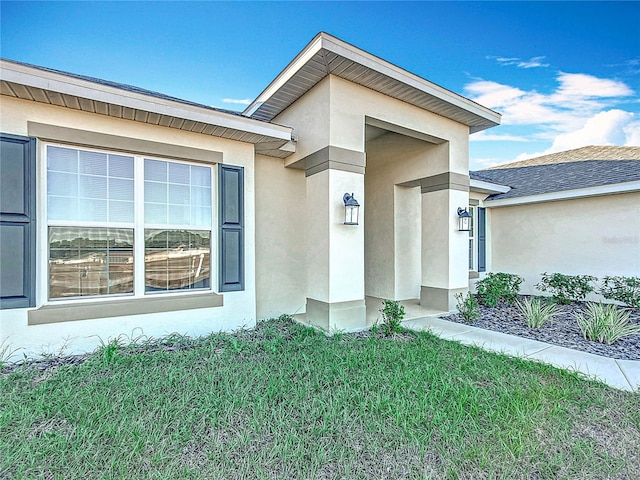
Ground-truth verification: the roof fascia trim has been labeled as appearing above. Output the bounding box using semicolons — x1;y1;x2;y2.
243;33;325;117
469;178;511;194
484;180;640;207
1;60;293;142
321;34;500;125
243;32;501;128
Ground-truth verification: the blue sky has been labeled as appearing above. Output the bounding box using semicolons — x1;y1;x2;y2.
1;1;638;169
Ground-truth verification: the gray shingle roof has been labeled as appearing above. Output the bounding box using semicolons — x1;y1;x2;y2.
471;160;640;200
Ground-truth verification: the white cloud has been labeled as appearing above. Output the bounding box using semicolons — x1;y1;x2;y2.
465;73;635;132
517;56;549;69
623;120;640;145
463;80;525;108
488;55;549;68
472;157;509;169
548;110;633;151
471;132;529;142
221;98;252;105
466;71;638;164
554;73;633;98
511;110;638;161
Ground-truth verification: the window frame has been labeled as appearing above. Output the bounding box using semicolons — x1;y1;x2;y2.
468;205;477;272
41;141;217;304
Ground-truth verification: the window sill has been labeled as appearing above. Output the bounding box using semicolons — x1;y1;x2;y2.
469;271;480;279
28;292;223;325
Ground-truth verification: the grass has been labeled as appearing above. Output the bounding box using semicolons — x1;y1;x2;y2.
1;317;639;479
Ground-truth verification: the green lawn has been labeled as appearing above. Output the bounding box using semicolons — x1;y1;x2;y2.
1;317;639;479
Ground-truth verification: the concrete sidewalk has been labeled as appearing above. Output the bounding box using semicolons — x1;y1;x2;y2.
403;316;640;392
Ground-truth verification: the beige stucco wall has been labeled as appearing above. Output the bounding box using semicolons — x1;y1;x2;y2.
329;76;469;175
0;96;258;359
489;192;640;294
364;134;440;300
274;76;331;167
271;75;472;313
254;154;307;319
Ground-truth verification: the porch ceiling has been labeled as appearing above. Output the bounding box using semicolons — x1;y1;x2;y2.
244;33;501;134
0;60;296;159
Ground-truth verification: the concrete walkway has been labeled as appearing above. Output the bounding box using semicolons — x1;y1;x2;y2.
403;316;640;393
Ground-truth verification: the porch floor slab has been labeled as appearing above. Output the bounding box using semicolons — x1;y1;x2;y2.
404;315;640;392
366;297;447;327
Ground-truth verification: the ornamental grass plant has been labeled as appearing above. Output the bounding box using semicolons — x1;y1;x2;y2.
576;302;640;345
516;297;560;328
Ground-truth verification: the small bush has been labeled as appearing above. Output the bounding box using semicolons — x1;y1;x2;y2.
575;302;640;345
600;276;640;310
455;292;480;322
516;297;560;328
475;272;523;307
536;272;597;305
379;300;405;336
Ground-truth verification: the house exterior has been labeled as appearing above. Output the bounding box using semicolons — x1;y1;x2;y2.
468;146;640;294
1;32;505;358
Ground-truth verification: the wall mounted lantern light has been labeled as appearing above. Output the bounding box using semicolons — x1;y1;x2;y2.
457;207;471;232
343;193;360;225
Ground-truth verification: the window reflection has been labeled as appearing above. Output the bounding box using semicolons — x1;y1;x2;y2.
49;227;134;299
144;230;210;292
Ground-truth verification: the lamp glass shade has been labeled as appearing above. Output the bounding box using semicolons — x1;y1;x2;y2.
343;193;360;225
457;207;471;232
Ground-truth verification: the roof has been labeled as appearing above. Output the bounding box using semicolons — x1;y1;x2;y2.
471;160;640;201
2;59;245;116
243;32;501;133
0;58;295;158
489;145;640;170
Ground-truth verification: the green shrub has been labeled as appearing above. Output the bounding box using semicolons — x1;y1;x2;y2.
600;276;640;310
575;302;640;345
475;272;523;307
455;292;480;322
379;300;405;335
536;272;597;304
516;297;560;328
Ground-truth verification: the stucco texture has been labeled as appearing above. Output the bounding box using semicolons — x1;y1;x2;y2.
489;192;640;293
1;97;258;359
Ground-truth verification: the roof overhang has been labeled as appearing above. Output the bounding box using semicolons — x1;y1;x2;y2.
470;178;511;195
244;32;501;133
0;59;295;158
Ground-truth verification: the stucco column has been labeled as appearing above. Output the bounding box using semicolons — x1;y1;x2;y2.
420;173;470;311
304;146;366;331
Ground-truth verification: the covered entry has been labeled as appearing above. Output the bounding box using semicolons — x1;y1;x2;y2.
364;118;471;325
247;32;501;331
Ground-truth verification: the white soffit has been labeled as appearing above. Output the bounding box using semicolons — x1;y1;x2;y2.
244;32;501;133
0;59;295;158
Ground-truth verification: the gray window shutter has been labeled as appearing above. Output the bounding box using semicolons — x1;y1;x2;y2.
219;164;244;292
1;134;36;308
477;207;486;273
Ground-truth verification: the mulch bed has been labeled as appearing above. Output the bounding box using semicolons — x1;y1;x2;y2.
441;298;640;361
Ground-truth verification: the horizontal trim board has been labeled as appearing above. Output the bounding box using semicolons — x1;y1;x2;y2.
300;145;366;176
28;122;223;164
28;292;224;325
484;180;640;207
365;117;447;145
420;172;470;193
